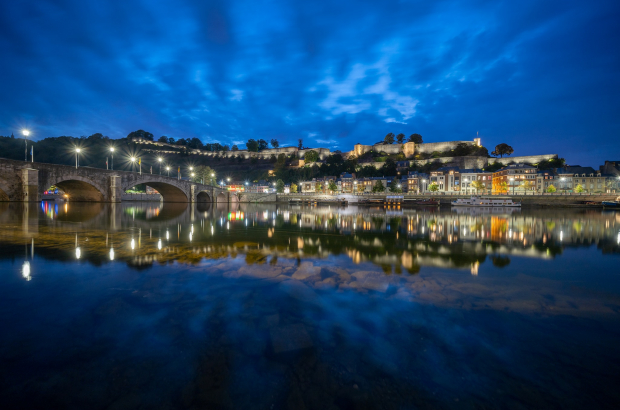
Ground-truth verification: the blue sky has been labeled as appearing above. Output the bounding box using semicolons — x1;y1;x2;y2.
1;0;618;165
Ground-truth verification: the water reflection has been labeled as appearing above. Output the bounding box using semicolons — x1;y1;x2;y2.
1;202;620;408
1;202;619;271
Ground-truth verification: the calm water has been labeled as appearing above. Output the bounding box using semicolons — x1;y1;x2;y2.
1;201;619;409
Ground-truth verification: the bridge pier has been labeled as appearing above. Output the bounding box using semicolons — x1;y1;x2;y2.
109;176;122;203
22;168;40;202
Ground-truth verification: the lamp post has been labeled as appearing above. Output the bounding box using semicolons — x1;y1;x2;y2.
130;157;136;172
560;177;565;193
22;129;30;162
109;147;115;170
158;157;163;174
75;148;81;169
422;179;427;194
166;166;170;177
509;177;515;195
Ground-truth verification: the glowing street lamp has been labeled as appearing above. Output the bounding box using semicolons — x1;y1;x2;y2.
157;157;163;174
109;147;115;170
166;166;170;177
75;147;81;169
130;156;136;173
22;129;30;162
509;177;515;195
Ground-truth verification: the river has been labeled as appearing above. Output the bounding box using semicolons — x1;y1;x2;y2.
1;201;619;409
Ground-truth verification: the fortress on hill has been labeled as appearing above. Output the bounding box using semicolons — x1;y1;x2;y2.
130;135;557;167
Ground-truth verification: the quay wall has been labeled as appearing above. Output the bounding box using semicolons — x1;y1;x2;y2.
278;193;618;206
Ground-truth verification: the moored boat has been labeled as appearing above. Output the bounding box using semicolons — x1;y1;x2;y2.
452;196;521;207
602;197;620;209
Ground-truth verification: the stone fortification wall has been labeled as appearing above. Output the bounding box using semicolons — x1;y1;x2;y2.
492;154;558;166
415;141;472;154
412;156;488;169
372;143;402;155
298;148;331;160
364;156;488;170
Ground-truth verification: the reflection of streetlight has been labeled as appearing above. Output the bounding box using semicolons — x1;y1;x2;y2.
22;261;31;281
22;129;30;162
109;247;115;260
75;247;81;259
75;148;81;169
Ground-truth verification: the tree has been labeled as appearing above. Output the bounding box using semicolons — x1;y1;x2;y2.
396;133;405;144
232;145;239;151
190;165;217;185
357;183;365;193
384;133;395;144
271;139;279;148
497;181;508;194
258;139;269;151
168;137;175;144
428;182;439;192
574;184;585;193
520;180;535;191
246;139;259;152
127;130;154;141
269;154;277;163
298;139;303;149
391;184;403;193
328;181;338;193
305;150;319;162
491;143;514;158
372;180;385;192
408;133;423;144
276;153;286;168
275;179;285;193
471;180;485;193
381;158;398;176
290;183;298;193
158;136;168;143
546;184;557;193
315;182;322;192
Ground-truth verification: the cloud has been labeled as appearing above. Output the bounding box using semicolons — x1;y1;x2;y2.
0;0;618;165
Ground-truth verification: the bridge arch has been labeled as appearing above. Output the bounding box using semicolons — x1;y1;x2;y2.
47;175;106;202
123;181;188;203
216;191;228;204
196;191;212;202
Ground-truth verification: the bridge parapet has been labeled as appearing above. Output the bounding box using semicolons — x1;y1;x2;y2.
0;157;227;203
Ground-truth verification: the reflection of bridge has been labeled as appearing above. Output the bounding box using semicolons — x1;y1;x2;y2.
0;158;235;203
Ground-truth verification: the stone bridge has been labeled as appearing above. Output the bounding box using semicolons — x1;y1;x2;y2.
0;158;234;203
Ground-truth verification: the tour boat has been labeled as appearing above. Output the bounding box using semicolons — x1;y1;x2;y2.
451;196;521;207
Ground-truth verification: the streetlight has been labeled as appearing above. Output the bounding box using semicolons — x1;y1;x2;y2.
422;179;427;194
157;157;163;174
22;129;30;162
75;148;81;169
166;166;170;177
109;147;115;170
509;177;515;195
130;156;136;172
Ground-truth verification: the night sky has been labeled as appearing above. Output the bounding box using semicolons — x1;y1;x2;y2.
1;0;618;165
